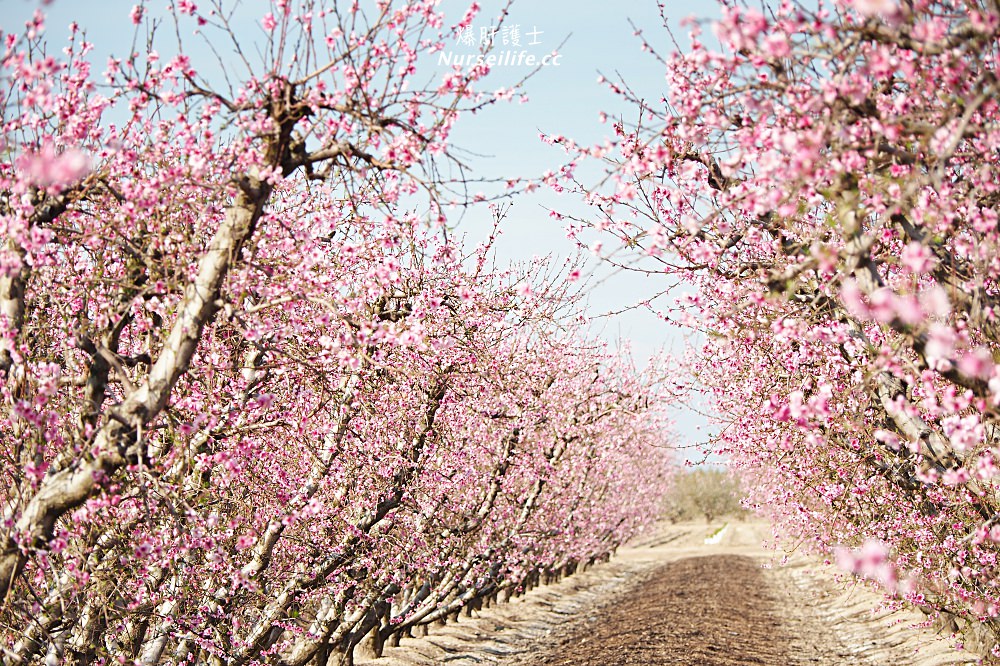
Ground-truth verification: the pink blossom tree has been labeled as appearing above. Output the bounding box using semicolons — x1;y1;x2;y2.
557;0;1000;648
0;2;673;663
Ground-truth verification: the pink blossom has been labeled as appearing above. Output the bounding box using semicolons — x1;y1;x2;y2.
456;2;480;30
839;279;869;319
942;414;984;453
23;461;48;483
924;323;956;370
919;285;951;317
835;540;899;593
900;242;936;274
851;0;898;17
761;33;791;58
894;295;924;326
262;12;277;32
235;532;257;551
22;145;91;189
942;467;971;485
958;347;994;379
868;287;897;323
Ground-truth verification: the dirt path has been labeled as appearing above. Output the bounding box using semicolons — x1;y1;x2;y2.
530;555;794;666
358;522;979;666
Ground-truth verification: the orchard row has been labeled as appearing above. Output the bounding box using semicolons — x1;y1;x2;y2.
0;4;671;664
552;0;1000;651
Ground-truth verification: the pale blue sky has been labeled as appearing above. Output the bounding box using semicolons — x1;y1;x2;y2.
2;0;721;453
431;0;720;455
431;0;715;350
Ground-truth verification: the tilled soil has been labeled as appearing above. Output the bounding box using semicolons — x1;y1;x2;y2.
531;555;796;666
359;522;978;666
